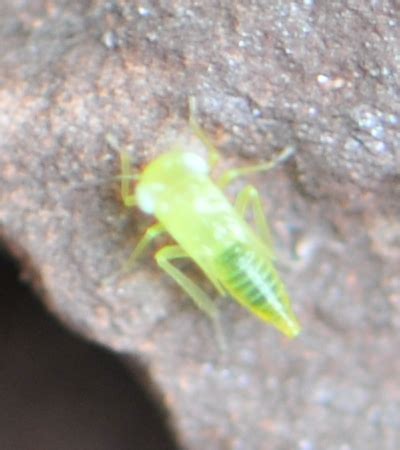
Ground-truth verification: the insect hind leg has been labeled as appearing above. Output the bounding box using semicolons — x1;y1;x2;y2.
156;244;225;349
234;185;275;259
156;245;218;319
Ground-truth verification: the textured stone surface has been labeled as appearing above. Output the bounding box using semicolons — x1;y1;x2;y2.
0;1;399;449
0;249;178;449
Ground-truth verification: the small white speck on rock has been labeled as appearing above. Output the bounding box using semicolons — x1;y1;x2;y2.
102;30;118;49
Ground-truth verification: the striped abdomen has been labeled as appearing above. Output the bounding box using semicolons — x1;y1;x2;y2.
216;243;300;337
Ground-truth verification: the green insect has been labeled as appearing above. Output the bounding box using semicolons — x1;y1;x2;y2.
114;100;301;339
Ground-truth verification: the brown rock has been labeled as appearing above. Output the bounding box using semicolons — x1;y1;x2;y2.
1;1;399;449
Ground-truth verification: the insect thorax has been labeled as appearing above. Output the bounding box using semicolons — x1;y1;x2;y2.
136;150;209;214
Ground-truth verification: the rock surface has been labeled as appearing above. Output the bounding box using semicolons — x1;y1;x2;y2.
0;1;399;449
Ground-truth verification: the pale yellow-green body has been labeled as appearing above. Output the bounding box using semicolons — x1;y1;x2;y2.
136;150;253;274
133;149;300;338
113;97;301;339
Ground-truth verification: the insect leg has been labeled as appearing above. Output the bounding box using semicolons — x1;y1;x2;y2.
235;185;275;258
101;223;165;286
106;134;139;207
217;145;296;189
156;244;225;348
205;271;227;297
156;245;218;319
188;97;220;170
119;151;138;207
123;223;165;272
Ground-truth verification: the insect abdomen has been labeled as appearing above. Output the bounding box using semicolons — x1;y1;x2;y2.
216;243;301;337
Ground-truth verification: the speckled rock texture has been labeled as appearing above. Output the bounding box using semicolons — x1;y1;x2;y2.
0;1;399;449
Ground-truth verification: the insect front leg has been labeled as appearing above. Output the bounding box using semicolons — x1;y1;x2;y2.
155;245;225;348
106;133;140;207
189;97;220;170
102;223;165;286
217;145;296;189
119;151;138;207
234;185;276;258
123;223;165;272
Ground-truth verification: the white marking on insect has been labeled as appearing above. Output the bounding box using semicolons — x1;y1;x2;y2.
136;183;165;214
182;152;209;174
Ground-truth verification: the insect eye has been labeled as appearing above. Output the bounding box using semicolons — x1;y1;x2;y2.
182;152;209;175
